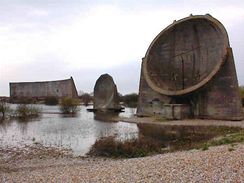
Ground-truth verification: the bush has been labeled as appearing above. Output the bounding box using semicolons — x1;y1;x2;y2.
0;100;10;119
87;136;163;158
59;97;80;114
16;104;41;119
44;96;59;105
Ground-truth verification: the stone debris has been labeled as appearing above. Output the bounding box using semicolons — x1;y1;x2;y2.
0;143;244;182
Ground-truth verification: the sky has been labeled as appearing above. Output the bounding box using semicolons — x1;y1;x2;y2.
0;0;244;96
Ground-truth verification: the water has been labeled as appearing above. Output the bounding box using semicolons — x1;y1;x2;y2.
0;105;138;155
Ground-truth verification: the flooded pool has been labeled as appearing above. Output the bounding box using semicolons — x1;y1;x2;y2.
0;105;138;155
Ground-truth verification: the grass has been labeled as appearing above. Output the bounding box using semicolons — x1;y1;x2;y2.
201;143;209;151
201;130;244;148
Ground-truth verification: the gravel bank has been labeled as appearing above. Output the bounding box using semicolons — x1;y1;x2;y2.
1;143;244;182
121;117;244;128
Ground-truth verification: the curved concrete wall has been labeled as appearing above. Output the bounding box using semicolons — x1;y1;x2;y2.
10;77;78;100
137;15;243;120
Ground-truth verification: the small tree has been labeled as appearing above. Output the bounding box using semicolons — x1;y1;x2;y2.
59;97;80;114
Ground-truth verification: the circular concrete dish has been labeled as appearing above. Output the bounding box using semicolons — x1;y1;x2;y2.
143;14;229;96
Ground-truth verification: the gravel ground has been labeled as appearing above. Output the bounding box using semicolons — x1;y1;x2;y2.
1;143;244;182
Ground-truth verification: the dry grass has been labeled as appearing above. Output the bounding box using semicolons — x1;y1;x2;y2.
87;136;164;158
88;124;244;158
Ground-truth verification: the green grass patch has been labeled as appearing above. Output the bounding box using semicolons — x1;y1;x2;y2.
201;143;209;151
195;130;244;151
209;131;244;146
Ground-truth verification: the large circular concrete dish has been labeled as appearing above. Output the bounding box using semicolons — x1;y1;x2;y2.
143;14;229;96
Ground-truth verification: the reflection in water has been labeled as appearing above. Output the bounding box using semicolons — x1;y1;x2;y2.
137;123;243;151
0;105;138;155
60;113;80;118
0;119;12;133
94;111;119;122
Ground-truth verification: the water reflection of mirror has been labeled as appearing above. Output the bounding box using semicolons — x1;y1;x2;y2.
59;113;79;118
94;111;119;122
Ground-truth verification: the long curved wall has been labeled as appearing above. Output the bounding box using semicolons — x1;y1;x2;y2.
10;77;78;100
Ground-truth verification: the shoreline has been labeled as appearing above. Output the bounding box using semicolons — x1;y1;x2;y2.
1;117;244;182
119;116;244;128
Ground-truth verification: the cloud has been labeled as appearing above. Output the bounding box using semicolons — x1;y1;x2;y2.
1;1;244;96
28;9;49;17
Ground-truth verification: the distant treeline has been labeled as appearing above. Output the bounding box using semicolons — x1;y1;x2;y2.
119;93;138;108
78;92;138;107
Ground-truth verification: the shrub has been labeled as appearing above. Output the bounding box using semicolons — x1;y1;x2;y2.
16;104;41;119
44;96;59;105
87;136;163;158
0;100;10;119
59;97;80;114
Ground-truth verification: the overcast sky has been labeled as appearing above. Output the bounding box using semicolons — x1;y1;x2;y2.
1;0;244;96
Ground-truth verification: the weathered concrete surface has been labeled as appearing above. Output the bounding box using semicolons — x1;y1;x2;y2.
93;74;121;111
10;77;78;101
137;14;243;120
143;14;228;96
